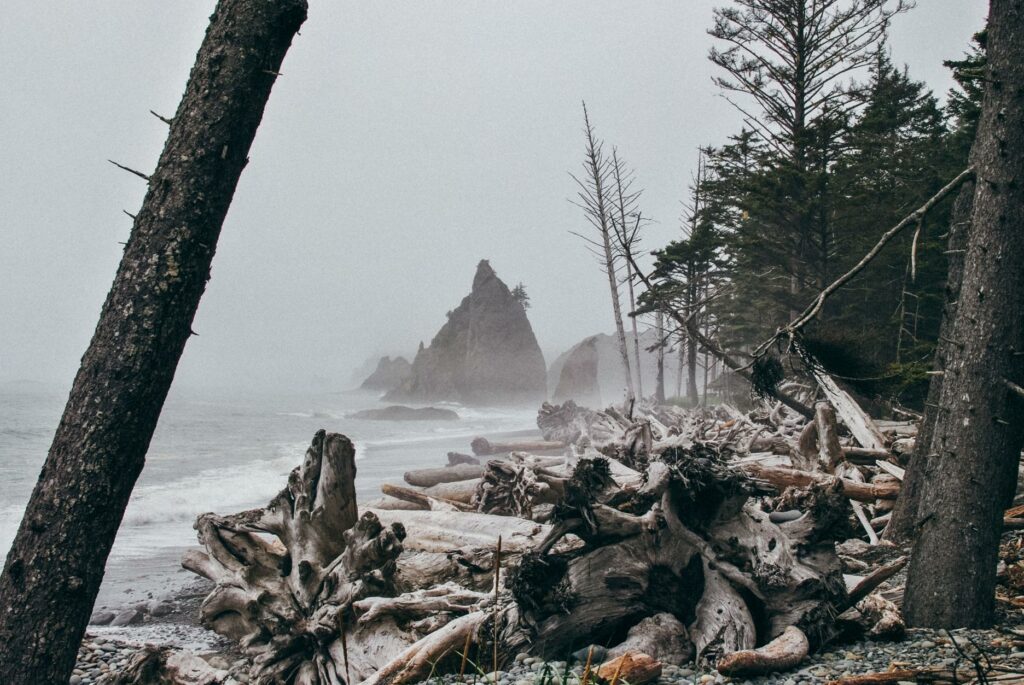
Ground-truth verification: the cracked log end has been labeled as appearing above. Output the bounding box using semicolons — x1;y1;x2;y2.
716;626;809;677
596;651;663;685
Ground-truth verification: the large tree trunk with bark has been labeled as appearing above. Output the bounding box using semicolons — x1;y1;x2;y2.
885;180;973;542
0;2;307;682
904;0;1024;627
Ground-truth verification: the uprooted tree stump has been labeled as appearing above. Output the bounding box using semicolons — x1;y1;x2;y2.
184;431;489;684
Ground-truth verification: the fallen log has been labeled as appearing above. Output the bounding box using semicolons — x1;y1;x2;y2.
368;508;573;555
381;483;475;512
845;557;907;607
812;371;886;450
471;437;565;456
842;447;892;464
423;478;480;504
742;463;900;502
404;464;483;487
364;495;426;511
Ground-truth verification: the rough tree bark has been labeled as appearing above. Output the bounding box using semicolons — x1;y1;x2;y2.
904;0;1024;627
0;2;307;682
885;180;973;542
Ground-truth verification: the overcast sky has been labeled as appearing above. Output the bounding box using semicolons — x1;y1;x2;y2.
0;1;988;391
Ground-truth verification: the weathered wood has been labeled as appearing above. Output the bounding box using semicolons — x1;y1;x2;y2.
184;432;412;682
364;495;426;511
361;611;489;685
381;483;474;512
424;479;481;503
368;508;574;555
851;500;879;545
845;557;907;608
812;371;886;450
814;402;844;471
842;447;892;464
404;464;484;487
875;461;905;481
596;652;663;685
105;645;230;684
742;463;899;501
471;437;565;456
716;626;809;677
0;2;308;681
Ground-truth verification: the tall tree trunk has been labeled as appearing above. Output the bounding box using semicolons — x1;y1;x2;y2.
604;232;636;402
904;0;1024;628
885;180;974;542
655;310;666;403
686;335;699;404
0;2;307;681
626;260;645;398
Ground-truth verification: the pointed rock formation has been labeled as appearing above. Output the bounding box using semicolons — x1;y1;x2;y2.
386;260;546;405
360;356;413;392
552;336;602;407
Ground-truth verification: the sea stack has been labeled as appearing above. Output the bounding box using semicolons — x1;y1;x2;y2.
359;356;412;392
386;260;547;405
552;335;602;407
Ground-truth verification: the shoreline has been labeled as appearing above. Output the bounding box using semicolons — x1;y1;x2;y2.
86;424;546;650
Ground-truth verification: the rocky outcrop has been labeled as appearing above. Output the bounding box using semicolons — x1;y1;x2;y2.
548;330;689;405
552;336;601;406
360;356;412;392
386;260;546;405
350;406;459;421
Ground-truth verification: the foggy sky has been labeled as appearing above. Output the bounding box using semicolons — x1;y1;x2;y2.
1;1;988;392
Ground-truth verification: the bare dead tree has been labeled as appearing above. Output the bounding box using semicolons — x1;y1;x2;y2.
0;1;307;681
571;103;635;402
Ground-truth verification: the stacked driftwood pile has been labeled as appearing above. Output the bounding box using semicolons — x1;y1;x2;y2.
153;376;934;685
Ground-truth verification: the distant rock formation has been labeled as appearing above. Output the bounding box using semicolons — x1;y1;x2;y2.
359;356;412;392
386;260;547;405
552;336;602;407
548;330;690;406
349;405;459;421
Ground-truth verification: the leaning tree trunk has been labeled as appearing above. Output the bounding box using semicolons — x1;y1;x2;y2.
0;2;307;682
904;0;1024;628
885;180;973;542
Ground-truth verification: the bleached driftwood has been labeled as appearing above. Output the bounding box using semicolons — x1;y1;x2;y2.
404;464;483;488
184;398;907;685
812;371;886;450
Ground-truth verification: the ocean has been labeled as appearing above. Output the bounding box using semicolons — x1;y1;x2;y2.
0;381;537;632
